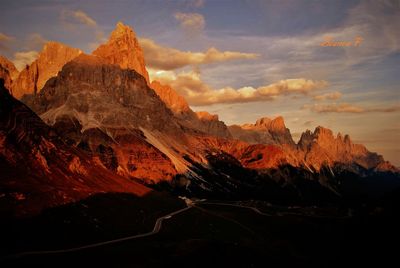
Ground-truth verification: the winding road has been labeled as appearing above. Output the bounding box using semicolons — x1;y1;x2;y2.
1;199;276;261
2;205;192;260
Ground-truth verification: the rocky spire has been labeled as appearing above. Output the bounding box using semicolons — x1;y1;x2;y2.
92;21;149;83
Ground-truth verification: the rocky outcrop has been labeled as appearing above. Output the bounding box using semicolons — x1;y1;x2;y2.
229;116;295;146
11;42;81;99
0;55;18;91
93;21;149;83
0;79;151;216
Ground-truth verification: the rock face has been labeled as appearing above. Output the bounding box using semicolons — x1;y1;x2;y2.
151;80;191;115
0;55;18;90
11;42;81;99
229;116;295;146
195;111;232;139
151;80;232;138
0;79;151;216
93;21;149;83
23;54;179;182
0;56;18;79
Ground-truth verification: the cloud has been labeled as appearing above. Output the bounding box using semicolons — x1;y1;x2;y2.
150;69;327;106
313;91;342;101
0;32;14;50
174;12;205;35
304;103;400;113
12;51;39;71
72;10;97;26
60;9;104;45
61;9;97;27
140;38;259;70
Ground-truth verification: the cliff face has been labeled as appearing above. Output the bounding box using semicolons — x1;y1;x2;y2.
11;42;81;99
195;111;232;139
150;80;191;115
93;21;150;83
0;79;151;216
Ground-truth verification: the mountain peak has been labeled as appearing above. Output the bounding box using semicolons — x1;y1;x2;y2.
11;41;81;99
270;116;285;131
255;117;271;127
112;21;136;39
92;22;149;83
253;116;286;131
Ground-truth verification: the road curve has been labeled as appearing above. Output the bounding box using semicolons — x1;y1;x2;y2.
198;202;272;216
1;206;192;260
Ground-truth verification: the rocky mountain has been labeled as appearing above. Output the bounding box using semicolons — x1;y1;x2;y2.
151;80;232;138
7;21;397;205
297;126;396;172
228;115;396;173
229;116;295;146
22;53;180;183
0;56;18;90
93;21;149;83
11;42;82;99
0;78;151;216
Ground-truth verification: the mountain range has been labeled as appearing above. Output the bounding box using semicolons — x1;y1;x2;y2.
0;22;399;216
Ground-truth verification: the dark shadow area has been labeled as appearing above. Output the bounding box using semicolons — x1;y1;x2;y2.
0;191;185;256
1;194;399;268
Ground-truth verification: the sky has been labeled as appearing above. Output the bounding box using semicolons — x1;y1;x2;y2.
0;0;399;165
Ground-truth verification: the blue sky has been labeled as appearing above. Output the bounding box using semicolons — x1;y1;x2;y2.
0;0;399;165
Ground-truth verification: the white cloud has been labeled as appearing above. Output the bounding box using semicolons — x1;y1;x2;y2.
12;51;39;71
61;9;97;27
140;38;259;70
150;69;327;106
60;9;104;45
